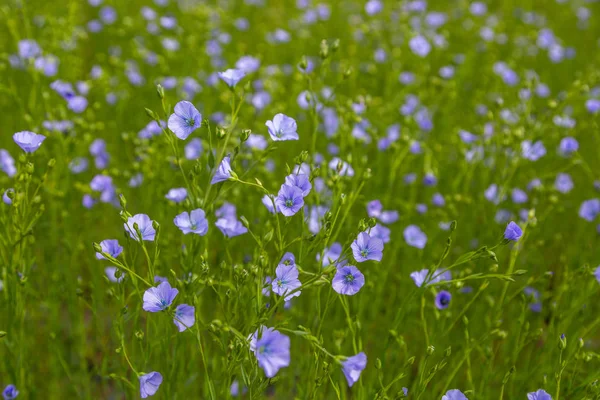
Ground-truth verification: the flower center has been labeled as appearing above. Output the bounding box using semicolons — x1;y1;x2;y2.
360;249;368;258
344;274;354;283
185;118;195;127
285;199;293;208
440;297;449;305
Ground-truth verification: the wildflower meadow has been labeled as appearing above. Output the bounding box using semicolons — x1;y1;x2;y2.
2;0;600;399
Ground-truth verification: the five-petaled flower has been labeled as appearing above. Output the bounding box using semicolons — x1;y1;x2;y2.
168;100;201;140
275;184;304;216
351;232;383;262
143;281;179;312
272;263;301;300
174;209;209;235
332;265;365;296
266;113;299;141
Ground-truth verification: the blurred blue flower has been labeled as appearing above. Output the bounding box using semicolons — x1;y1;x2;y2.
165;188;188;203
555;173;573;193
404;225;427;249
2;384;19;400
249;327;290;378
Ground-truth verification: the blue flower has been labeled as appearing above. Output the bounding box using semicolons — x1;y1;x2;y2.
13;131;46;153
261;194;278;214
18;39;40;58
95;239;123;260
173;304;195;332
404;225;427;249
409;35;431;57
504;221;522;241
67;96;88;113
266;113;299;141
215;216;247;238
332;265;365;296
442;389;468;400
554;173;573;194
185;138;203;160
328;157;355;177
0;149;16;177
174;209;209;235
143;281;179;312
285;173;311;196
351;232;384;262
435;291;452;309
511;188;528;204
139;371;163;398
249;327;291;378
579;199;600;221
341;352;367;387
272;263;301;300
558;137;578;156
410;269;451;287
521;140;546;161
275;184;304;217
527;389;552;400
235;55;260;73
318;242;344;267
2;384;19;400
217;68;246;87
165;187;188;203
211;155;233;184
3;189;14;205
168;101;202;140
104;267;124;283
124;214;157;242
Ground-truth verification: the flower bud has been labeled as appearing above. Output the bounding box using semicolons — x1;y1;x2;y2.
216;126;227;139
559;334;567;350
